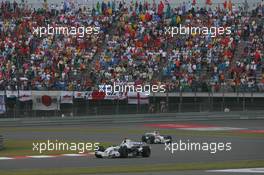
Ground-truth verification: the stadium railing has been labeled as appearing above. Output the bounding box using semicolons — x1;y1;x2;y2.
1;94;264;118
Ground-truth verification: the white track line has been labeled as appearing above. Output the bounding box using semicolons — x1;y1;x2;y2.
0;157;14;160
62;154;87;157
207;168;264;173
0;152;94;160
27;155;57;158
181;127;246;131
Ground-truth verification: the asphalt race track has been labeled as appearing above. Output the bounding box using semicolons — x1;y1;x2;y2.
0;119;264;175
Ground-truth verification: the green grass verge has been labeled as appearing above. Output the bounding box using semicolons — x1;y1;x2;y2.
0;140;112;157
0;127;119;133
0;160;264;175
1;127;264;139
126;129;264;138
0;126;263;156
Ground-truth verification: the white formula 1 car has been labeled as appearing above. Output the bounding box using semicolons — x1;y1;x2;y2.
95;139;151;158
142;131;172;144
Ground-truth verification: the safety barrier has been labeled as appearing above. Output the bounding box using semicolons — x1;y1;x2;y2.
0;111;264;127
0;135;4;150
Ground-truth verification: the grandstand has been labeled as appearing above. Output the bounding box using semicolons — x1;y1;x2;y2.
7;0;263;9
0;0;263;117
0;2;264;175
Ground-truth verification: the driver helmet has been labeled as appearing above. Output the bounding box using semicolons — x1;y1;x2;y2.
154;131;160;135
122;138;128;144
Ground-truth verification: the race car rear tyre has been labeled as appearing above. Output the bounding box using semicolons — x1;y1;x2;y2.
141;136;147;142
118;146;128;158
142;146;151;157
146;135;155;144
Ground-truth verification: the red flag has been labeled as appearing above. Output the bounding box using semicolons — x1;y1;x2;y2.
91;91;106;100
42;95;52;107
32;91;60;110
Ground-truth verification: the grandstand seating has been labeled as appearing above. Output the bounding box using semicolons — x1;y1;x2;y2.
0;0;263;92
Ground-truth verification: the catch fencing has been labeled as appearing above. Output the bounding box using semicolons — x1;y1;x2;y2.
0;92;264;118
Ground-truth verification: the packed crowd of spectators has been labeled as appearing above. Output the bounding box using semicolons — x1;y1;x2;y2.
0;0;116;90
230;5;264;92
0;0;263;92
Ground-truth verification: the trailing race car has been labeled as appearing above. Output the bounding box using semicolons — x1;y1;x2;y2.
95;139;151;158
142;131;172;144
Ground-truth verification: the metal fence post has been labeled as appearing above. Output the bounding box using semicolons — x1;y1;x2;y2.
179;91;182;113
243;91;246;111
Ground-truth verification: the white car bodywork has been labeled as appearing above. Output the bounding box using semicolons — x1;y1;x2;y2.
95;139;151;158
143;131;172;144
96;146;121;158
120;139;145;148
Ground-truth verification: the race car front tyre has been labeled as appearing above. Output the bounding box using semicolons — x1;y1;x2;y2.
95;153;103;158
142;146;151;157
95;146;105;158
165;136;172;143
118;146;128;158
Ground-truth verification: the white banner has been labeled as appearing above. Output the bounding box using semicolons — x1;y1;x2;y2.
19;91;32;101
86;91;127;100
74;91;88;99
128;92;149;105
6;91;18;98
0;95;6;114
32;91;60;110
104;92;127;100
60;91;73;104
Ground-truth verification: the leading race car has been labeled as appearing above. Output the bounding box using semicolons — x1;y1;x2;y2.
142;131;172;144
95;139;151;158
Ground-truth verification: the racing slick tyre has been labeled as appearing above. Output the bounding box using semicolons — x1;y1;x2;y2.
118;146;128;158
165;136;172;143
142;135;155;144
95;153;103;158
141;135;147;142
142;146;151;157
